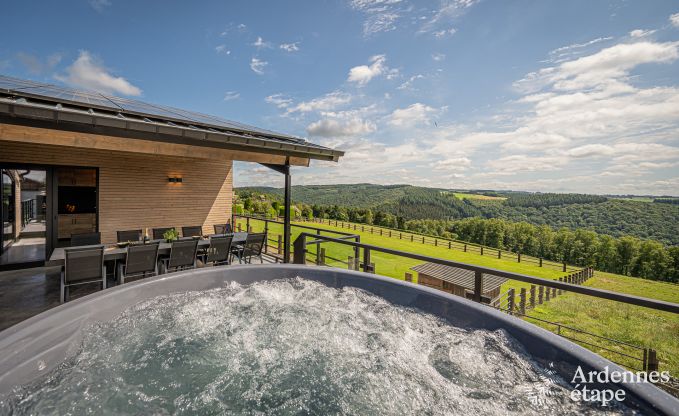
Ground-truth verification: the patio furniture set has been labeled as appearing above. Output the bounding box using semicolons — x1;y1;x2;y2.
51;224;266;302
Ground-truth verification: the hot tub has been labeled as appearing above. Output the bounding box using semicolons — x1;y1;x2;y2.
0;265;677;414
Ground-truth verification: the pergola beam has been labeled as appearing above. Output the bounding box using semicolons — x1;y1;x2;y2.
261;160;292;263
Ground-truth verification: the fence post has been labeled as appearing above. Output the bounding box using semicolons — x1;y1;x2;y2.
362;225;365;232
362;248;372;273
319;248;326;266
248;225;252;233
519;288;526;315
348;256;354;270
389;230;392;237
552;287;557;298
558;278;563;295
480;247;484;256
264;220;269;254
647;349;659;372
507;288;515;315
539;258;543;267
380;229;383;236
237;223;242;232
563;262;567;272
473;271;483;302
545;286;551;301
538;286;544;304
435;239;438;247
405;272;412;282
448;241;452;249
530;285;536;308
411;235;414;242
498;250;502;259
246;217;250;232
422;236;425;244
464;244;467;252
371;227;374;233
400;232;402;239
277;235;282;255
518;252;521;263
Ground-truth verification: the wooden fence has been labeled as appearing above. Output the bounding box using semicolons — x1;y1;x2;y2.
303;217;580;272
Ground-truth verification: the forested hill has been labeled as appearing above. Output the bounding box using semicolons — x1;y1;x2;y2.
236;184;679;245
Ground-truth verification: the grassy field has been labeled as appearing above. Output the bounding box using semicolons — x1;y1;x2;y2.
235;217;679;376
450;192;507;201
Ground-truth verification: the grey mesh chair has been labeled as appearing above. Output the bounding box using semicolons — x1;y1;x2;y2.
61;245;106;303
238;232;266;264
153;227;175;240
214;223;233;234
117;229;142;243
118;242;160;284
182;226;203;237
161;239;199;273
70;232;101;246
201;235;233;266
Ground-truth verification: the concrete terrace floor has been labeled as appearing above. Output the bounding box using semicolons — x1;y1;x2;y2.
0;255;276;332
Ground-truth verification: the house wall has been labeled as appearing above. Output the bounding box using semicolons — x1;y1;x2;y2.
0;140;233;245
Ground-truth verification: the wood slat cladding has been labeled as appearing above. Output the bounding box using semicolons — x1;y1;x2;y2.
0;140;233;244
0;123;309;166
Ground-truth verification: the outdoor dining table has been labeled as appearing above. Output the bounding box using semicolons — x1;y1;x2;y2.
46;232;249;269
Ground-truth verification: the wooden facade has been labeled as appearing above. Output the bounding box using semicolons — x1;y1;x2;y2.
0;124;236;245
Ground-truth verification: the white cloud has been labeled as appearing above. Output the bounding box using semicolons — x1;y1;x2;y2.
253;37;272;49
265;94;293;108
388;103;438;127
515;41;679;92
306;118;376;137
250;57;268;74
349;0;403;36
215;45;231;55
670;12;679;28
432;53;446;61
223;91;240;101
55;50;141;96
566;144;615;158
629;29;656;38
347;54;388;85
419;0;479;35
17;52;62;75
89;0;111;12
287;91;352;114
280;42;300;52
397;74;424;90
433;28;457;38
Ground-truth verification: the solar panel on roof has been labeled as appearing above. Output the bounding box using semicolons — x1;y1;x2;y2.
0;74;313;146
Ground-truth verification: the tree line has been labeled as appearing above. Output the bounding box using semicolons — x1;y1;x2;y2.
235;192;679;283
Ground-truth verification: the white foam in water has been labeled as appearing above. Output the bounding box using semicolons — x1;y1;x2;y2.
1;278;633;415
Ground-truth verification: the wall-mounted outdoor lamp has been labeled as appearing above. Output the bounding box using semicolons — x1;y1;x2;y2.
168;176;183;183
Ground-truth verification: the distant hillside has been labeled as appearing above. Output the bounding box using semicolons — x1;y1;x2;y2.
236;184;679;245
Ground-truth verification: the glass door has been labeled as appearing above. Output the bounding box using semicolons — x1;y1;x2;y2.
0;168;47;268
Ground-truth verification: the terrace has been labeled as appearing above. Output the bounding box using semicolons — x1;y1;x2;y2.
1;75;679;412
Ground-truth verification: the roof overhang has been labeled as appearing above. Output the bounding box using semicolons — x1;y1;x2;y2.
0;75;344;165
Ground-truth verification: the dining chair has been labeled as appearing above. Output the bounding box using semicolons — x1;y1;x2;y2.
70;232;101;246
117;229;142;243
118;242;160;284
61;245;106;303
201;235;233;266
182;226;203;237
161;239;199;273
238;232;266;264
152;227;175;240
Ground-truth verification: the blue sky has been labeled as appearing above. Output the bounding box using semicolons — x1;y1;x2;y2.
2;0;679;195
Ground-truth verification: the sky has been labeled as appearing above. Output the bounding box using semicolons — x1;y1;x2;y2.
2;0;679;196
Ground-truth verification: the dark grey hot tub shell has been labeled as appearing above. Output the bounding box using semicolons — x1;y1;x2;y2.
0;264;677;415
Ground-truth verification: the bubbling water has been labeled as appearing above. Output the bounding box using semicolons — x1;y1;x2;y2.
2;278;632;415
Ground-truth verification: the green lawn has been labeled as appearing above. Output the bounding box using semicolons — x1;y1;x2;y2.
451;192;507;201
236;217;679;376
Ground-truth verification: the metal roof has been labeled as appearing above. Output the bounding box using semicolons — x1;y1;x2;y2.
0;75;344;162
411;262;507;293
